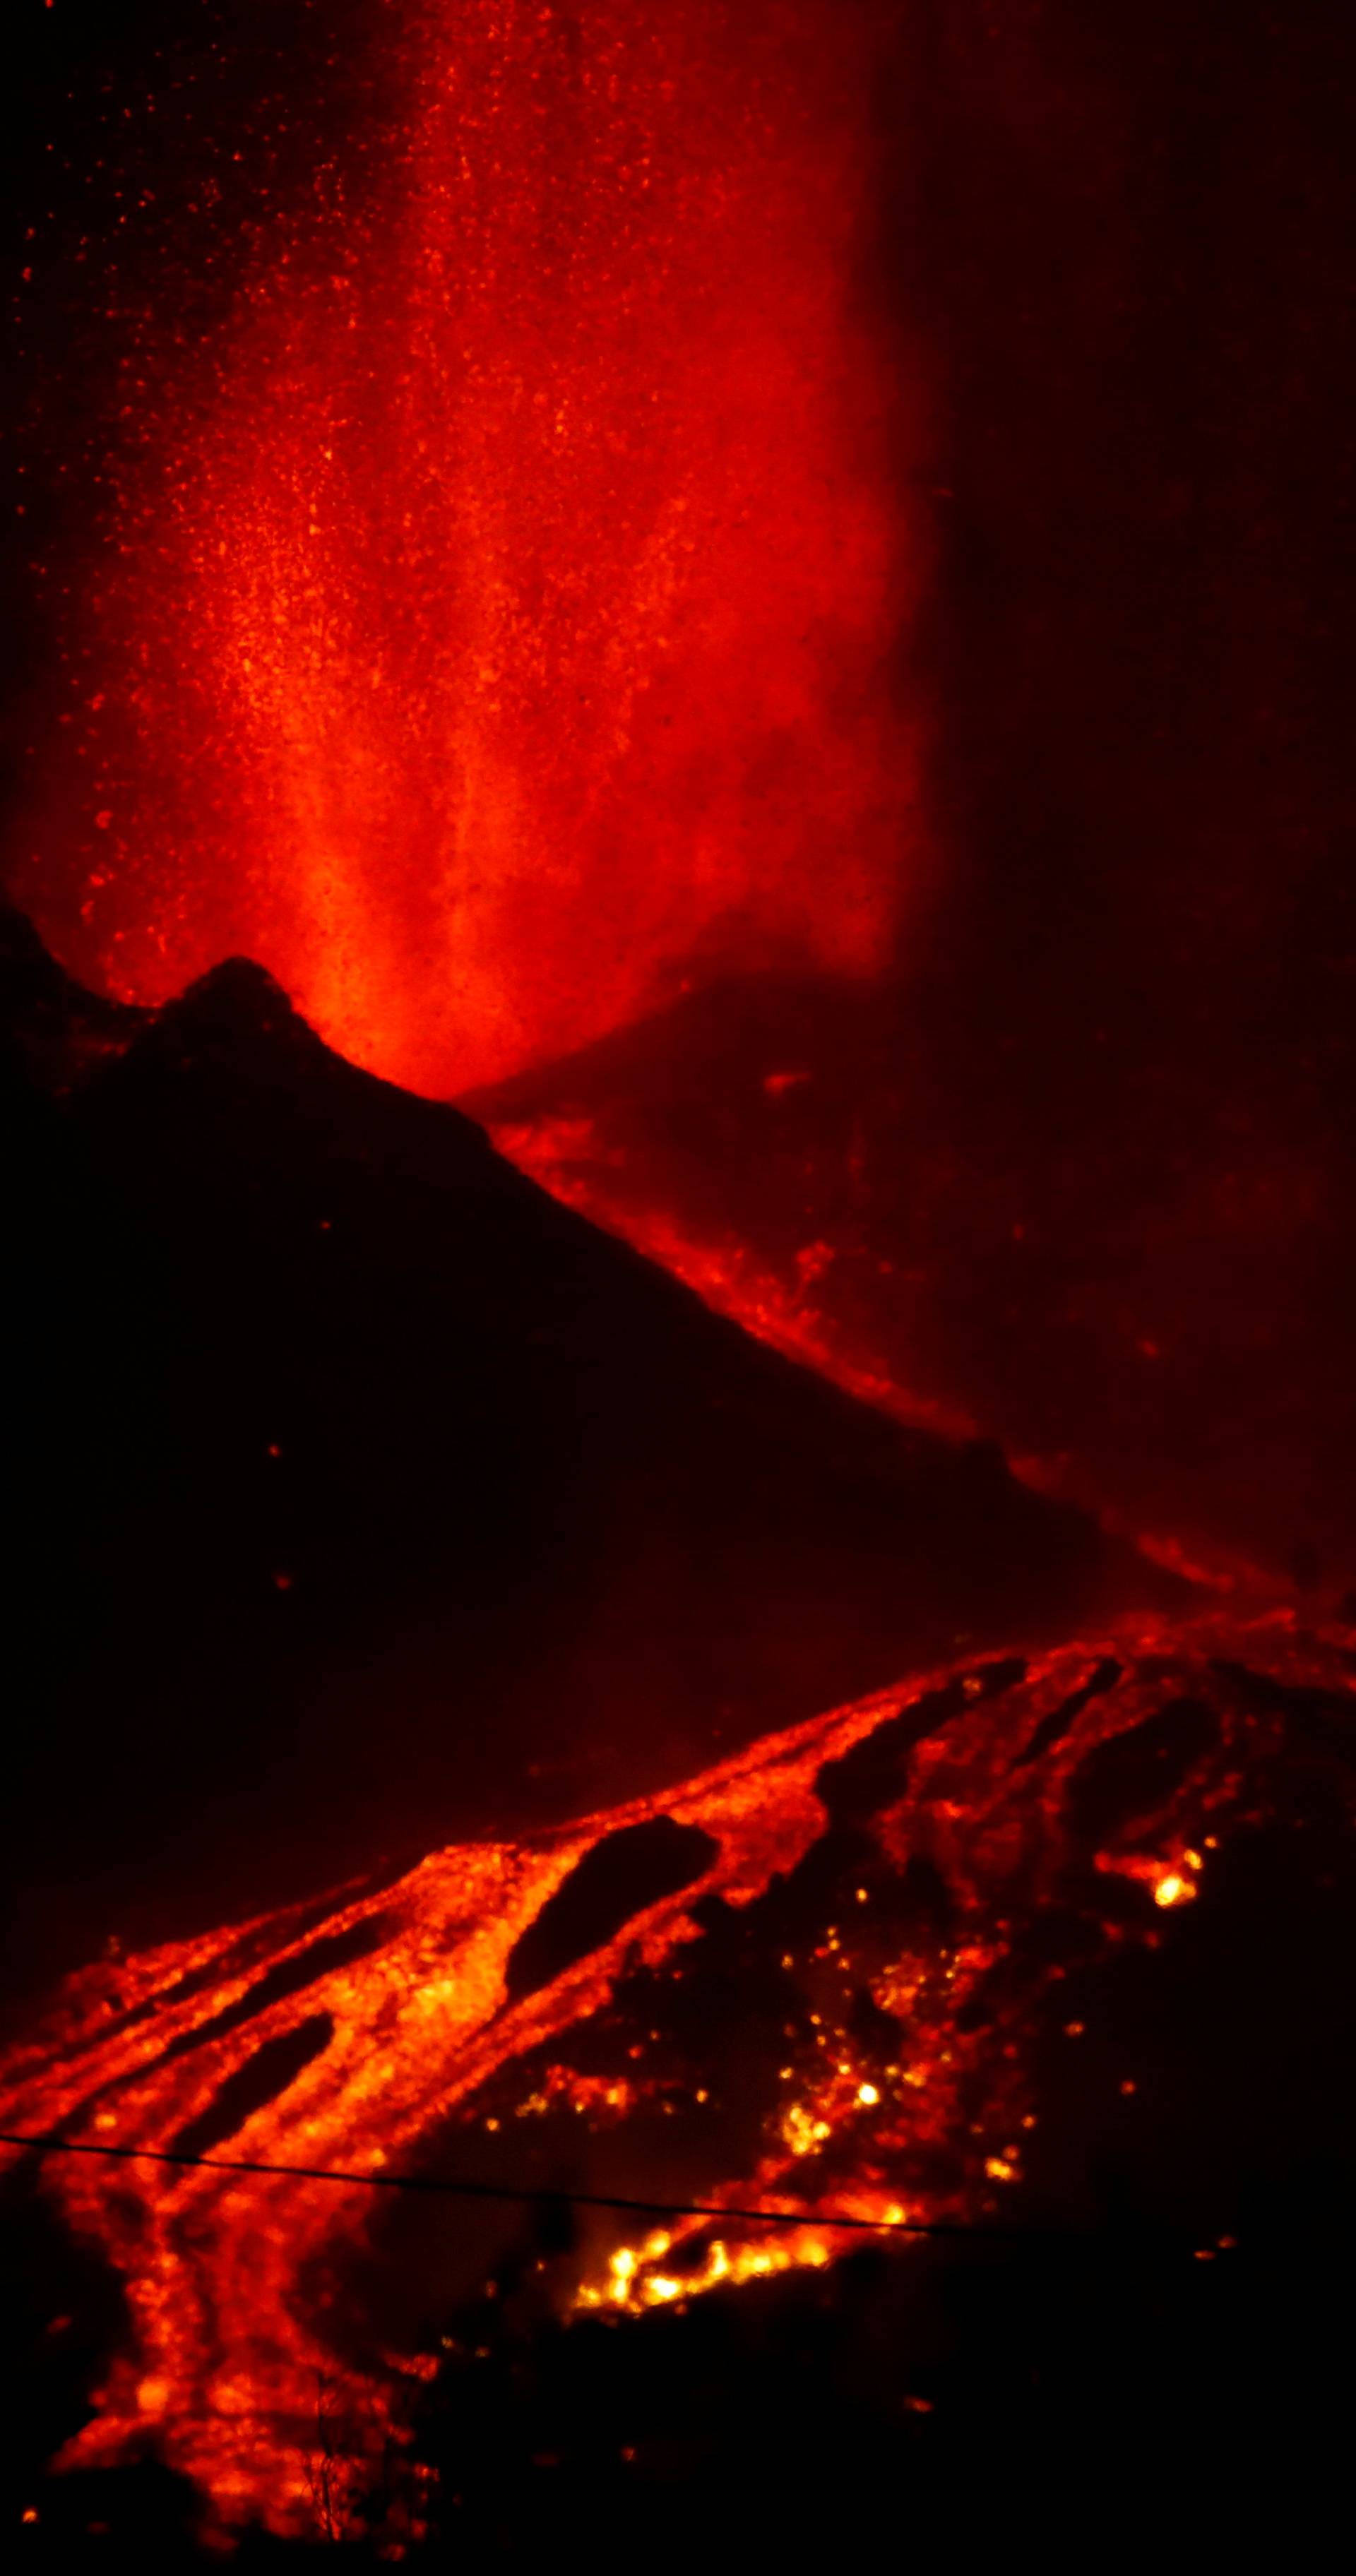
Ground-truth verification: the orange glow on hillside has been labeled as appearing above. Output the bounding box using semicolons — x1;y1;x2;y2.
19;0;924;1096
1;1609;1344;2544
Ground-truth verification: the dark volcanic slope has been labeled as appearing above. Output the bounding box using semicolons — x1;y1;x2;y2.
465;969;1356;1590
2;909;1179;1989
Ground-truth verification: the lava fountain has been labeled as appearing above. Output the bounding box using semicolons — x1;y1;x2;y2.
11;5;1345;2554
17;0;925;1097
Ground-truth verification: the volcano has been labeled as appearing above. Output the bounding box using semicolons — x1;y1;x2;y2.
4;905;1355;2556
4;917;1356;2556
2;906;1174;2003
4;0;1354;2556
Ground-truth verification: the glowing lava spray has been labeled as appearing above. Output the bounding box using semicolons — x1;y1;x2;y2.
20;0;924;1095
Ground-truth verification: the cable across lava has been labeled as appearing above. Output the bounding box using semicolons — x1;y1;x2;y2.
3;1610;1350;2539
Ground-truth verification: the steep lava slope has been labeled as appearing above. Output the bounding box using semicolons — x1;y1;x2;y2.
466;968;1356;1592
2;1609;1352;2543
2;907;1172;1996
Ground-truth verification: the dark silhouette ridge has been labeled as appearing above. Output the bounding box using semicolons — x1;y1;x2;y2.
1013;1657;1124;1768
814;1656;1027;1825
504;1818;720;2002
1;905;1182;2000
155;1916;400;2068
1066;1694;1219;1842
167;2012;335;2164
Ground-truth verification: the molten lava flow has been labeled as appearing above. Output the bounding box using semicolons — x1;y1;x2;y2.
20;0;923;1097
2;1609;1350;2543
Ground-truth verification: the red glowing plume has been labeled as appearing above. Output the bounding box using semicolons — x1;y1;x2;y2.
19;0;923;1097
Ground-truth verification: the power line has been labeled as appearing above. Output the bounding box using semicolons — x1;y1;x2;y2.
0;2125;1021;2239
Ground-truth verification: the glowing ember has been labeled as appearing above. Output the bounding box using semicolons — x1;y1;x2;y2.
20;0;924;1097
1;1608;1348;2542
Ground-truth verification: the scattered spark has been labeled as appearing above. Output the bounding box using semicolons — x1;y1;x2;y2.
0;1612;1338;2539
